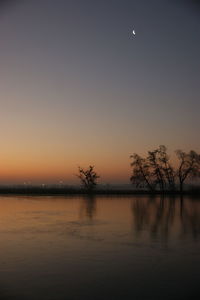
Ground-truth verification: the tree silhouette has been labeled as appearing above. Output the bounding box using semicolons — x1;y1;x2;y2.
147;149;166;191
147;145;175;191
130;154;154;191
176;150;200;193
77;165;100;192
158;145;175;190
130;146;200;192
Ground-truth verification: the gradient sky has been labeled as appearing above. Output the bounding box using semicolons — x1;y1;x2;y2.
0;0;199;184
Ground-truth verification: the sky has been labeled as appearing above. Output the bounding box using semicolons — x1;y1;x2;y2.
0;0;199;184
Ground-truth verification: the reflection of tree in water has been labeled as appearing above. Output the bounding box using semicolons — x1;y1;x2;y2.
79;195;96;220
132;197;152;231
180;197;200;239
132;196;200;241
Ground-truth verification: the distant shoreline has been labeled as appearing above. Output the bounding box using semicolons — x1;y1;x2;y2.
0;187;199;196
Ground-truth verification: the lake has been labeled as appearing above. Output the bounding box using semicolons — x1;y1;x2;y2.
0;195;199;299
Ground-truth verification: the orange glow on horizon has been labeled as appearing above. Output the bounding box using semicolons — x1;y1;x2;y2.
0;150;182;184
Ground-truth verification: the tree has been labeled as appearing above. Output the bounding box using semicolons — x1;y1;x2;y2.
157;145;175;190
147;149;165;192
130;146;200;193
77;165;100;192
130;146;173;192
176;150;200;193
130;154;154;191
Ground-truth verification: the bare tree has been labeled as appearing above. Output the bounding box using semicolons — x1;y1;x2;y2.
158;145;175;190
147;149;165;192
130;146;174;192
130;154;154;191
130;146;200;193
77;165;100;192
176;150;200;193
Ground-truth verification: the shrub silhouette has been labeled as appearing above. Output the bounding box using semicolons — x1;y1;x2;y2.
77;165;100;192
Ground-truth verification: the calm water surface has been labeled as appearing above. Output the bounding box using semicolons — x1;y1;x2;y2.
0;195;199;300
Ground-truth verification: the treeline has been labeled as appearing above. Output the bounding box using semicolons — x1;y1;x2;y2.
130;145;200;193
77;145;200;193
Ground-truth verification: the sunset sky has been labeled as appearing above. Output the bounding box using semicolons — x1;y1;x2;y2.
0;0;199;184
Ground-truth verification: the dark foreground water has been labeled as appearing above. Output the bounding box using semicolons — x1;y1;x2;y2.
0;195;199;300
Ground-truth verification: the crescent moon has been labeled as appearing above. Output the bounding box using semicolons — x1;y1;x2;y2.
132;30;136;35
